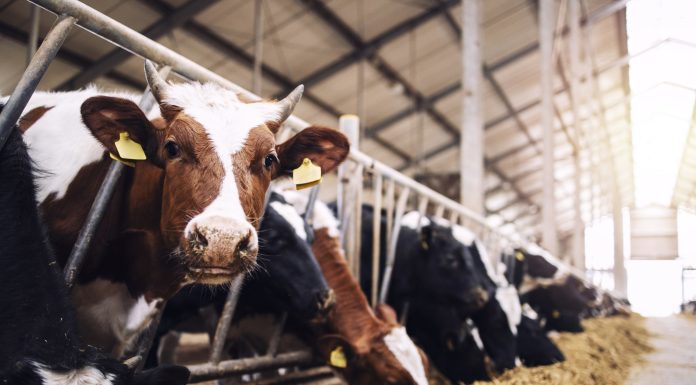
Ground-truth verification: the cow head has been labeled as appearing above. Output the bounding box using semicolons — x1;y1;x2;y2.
254;191;334;320
409;220;489;314
318;313;429;385
80;61;349;285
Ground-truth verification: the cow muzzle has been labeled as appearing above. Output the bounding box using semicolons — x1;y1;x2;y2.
311;289;336;322
184;216;258;283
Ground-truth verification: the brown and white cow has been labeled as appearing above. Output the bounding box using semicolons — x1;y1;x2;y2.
281;191;429;385
8;61;349;356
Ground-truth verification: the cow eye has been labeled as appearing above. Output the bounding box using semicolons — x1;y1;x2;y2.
164;140;180;159
264;153;278;169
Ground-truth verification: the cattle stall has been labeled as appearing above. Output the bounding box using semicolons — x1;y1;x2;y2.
0;1;651;385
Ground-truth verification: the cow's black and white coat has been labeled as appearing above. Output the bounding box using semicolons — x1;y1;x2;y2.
0;123;189;385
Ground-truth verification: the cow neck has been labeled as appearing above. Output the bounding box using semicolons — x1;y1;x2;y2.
312;228;387;350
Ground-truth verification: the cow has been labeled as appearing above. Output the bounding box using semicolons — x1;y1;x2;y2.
508;247;595;332
147;189;335;366
358;208;490;318
395;218;564;383
0;124;189;385
282;192;430;385
8;61;349;356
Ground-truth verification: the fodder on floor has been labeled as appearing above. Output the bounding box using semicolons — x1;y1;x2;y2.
470;314;652;385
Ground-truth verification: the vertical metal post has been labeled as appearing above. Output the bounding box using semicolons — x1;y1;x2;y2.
27;5;41;66
540;0;558;256
339;114;360;277
371;173;383;307
251;0;264;95
0;15;75;153
210;276;244;363
569;0;585;270
379;186;410;304
612;189;626;296
460;0;484;214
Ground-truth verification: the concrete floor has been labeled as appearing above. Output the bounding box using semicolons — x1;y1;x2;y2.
626;315;696;385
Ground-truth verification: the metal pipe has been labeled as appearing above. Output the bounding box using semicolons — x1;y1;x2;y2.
27;4;40;65
251;0;264;95
209;275;244;364
187;350;315;383
371;173;382;307
303;185;320;226
265;312;287;357
0;14;74;154
569;0;585;269
540;0;558;255
379;187;410;304
64;161;124;288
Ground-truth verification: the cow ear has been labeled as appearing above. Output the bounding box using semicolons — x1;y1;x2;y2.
81;96;162;166
132;364;190;385
274;126;349;178
317;334;358;368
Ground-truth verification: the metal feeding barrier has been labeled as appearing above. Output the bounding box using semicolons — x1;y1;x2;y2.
0;0;596;383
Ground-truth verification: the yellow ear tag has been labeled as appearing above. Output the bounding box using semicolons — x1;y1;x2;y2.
329;346;347;368
114;132;146;161
515;251;525;261
552;310;560;318
109;152;135;168
293;158;322;190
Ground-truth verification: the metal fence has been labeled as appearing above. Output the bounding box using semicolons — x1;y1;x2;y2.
0;0;589;383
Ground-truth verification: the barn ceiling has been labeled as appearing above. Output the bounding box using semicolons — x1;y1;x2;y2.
0;0;634;241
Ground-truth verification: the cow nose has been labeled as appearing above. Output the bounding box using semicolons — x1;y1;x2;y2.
469;287;489;308
187;216;258;263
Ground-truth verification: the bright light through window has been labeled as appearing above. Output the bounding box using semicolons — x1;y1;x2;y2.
628;0;696;207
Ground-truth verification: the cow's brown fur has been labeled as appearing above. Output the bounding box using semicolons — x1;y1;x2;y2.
312;228;427;385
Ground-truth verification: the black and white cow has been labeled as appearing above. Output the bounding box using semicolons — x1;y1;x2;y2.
0;124;189;384
148;189;334;366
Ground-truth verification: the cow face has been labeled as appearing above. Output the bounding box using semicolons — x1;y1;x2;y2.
256;192;334;320
80;61;349;285
414;222;489;313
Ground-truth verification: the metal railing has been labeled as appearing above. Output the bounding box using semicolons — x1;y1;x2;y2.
0;0;598;382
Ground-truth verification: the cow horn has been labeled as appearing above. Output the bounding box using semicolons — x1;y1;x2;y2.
144;60;168;104
123;355;142;370
277;85;304;123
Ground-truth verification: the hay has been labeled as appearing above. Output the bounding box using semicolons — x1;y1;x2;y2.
429;315;652;385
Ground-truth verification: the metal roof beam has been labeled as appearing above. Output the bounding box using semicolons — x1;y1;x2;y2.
0;20;143;89
57;0;218;90
284;0;461;92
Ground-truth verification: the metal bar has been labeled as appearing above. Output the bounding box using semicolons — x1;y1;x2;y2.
132;303;165;371
266;312;287;357
379;186;410;304
0;14;74;154
460;0;484;214
304;185;320;226
384;178;395;249
187;350;315;383
251;0;264;95
434;205;445;218
371;173;382;307
353;164;364;280
58;0;217;90
27;4;40;65
540;0;558;255
209;275;244;364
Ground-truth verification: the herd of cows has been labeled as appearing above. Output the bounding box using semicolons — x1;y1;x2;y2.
0;61;630;385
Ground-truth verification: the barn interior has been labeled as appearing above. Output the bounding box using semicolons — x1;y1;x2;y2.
1;0;695;384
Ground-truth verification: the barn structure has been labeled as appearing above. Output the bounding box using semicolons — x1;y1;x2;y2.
0;0;694;384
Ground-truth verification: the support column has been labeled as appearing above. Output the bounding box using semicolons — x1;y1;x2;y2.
540;0;558;255
612;187;627;296
460;0;484;214
251;0;264;95
569;0;585;270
